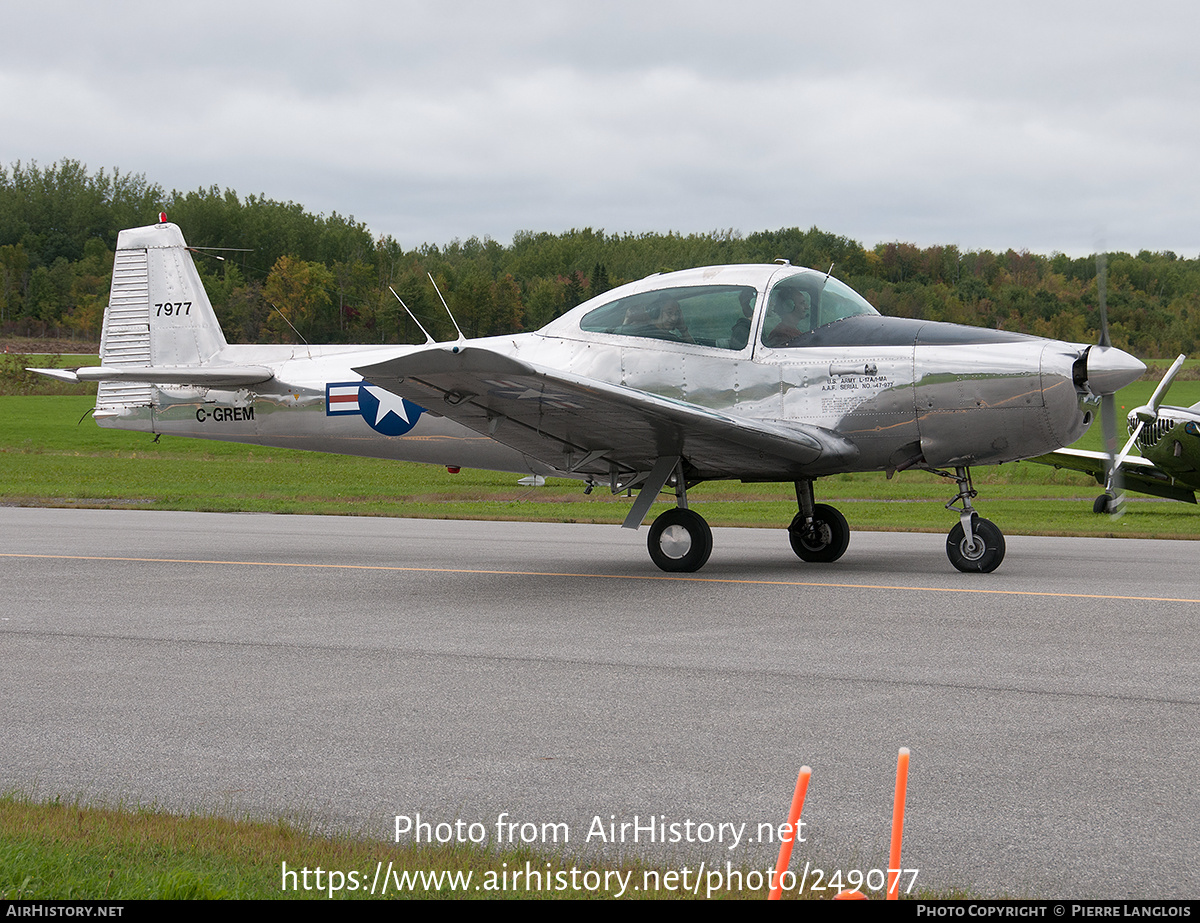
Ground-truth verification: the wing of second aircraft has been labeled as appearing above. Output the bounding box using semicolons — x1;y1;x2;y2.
354;345;858;482
1028;448;1197;504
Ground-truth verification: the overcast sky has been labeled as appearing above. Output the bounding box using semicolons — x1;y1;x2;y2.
3;1;1198;256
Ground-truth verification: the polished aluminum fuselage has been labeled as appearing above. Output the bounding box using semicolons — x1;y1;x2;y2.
100;263;1096;481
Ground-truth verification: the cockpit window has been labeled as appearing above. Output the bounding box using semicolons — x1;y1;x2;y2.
579;284;758;350
760;274;879;348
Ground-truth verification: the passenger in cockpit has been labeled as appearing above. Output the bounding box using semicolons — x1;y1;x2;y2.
621;304;653;331
654;299;694;343
729;288;756;350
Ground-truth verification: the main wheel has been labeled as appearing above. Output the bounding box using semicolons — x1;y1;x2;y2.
946;516;1005;573
647;508;713;573
788;503;850;563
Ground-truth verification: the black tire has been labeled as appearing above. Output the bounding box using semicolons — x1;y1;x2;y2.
1093;494;1114;514
946;516;1006;573
647;508;713;573
788;503;850;563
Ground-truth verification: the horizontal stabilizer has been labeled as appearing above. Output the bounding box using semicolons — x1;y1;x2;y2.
30;366;274;387
28;368;84;384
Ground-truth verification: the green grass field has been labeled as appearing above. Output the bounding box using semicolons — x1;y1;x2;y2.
0;795;769;900
3;371;1199;540
1;794;969;900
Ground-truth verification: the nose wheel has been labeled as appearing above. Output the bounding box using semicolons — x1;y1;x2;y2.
647;508;713;572
946;514;1005;573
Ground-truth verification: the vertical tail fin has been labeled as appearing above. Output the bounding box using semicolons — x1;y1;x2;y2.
96;221;230;412
29;220;270;415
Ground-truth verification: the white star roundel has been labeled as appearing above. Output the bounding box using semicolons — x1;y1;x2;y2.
325;381;424;436
356;384;425;436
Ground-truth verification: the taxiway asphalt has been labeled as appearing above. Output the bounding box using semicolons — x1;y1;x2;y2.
2;507;1197;898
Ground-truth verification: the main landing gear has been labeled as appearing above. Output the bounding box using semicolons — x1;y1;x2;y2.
647;507;713;572
646;478;855;573
640;458;713;573
939;466;1005;573
788;480;850;563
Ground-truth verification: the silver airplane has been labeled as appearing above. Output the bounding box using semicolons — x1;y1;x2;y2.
34;220;1146;574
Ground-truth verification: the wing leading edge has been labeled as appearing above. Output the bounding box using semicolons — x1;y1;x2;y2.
354;345;858;481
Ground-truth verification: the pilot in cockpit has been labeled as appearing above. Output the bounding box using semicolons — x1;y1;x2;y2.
763;288;811;348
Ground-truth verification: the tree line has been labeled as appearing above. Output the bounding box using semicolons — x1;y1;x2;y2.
3;159;1199;358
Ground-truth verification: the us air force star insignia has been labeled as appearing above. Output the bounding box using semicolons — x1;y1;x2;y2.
356;384;425;436
363;385;411;425
481;378;584;409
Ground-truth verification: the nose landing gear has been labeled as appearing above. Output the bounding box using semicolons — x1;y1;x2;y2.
939;466;1005;573
946;514;1005;573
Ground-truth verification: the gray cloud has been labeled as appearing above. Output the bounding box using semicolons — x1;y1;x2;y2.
3;0;1199;255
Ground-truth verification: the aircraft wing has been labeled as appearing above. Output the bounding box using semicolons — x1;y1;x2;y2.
354;346;858;480
1028;448;1197;504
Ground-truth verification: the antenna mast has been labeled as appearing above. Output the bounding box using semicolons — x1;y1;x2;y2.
427;273;466;344
389;287;436;345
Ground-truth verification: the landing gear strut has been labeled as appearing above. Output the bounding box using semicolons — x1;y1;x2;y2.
788;480;850;563
940;466;1005;573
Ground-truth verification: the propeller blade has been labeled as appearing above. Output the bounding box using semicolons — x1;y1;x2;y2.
1096;251;1111;349
1100;390;1126;517
1105;355;1187;517
1100;391;1118;485
1090;250;1145;517
1115;419;1144;470
1149;354;1187;415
